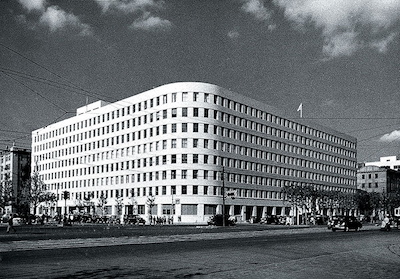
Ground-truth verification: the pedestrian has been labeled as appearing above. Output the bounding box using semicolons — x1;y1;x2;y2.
7;214;16;233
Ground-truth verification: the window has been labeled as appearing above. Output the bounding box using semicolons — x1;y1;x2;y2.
193;108;199;117
163;125;167;134
163;94;167;104
204;124;209;133
182;138;188;148
171;170;176;179
204;139;209;148
172;93;177;102
182;154;188;163
182;107;188;117
171;139;177;148
171;154;177;163
182;170;187;179
193;154;199;164
182;185;187;194
193;123;199;132
182;92;188;102
172;123;177;133
182;123;188;132
163;110;167;119
193;92;199;101
193;185;198;194
171;185;176;195
193;139;198;148
181;204;197;215
193;170;198;179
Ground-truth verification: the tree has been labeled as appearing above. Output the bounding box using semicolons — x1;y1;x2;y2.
146;195;156;223
128;188;137;215
20;172;56;215
115;194;124;217
0;179;14;212
354;190;373;216
283;183;321;224
96;193;107;216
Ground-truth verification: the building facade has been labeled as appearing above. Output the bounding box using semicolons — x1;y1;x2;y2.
357;165;400;194
364;156;400;171
31;82;357;223
0;146;31;215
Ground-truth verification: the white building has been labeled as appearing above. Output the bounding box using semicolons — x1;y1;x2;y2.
31;82;357;223
364;156;400;171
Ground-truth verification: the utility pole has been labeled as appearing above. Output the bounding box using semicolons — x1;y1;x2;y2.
222;167;226;227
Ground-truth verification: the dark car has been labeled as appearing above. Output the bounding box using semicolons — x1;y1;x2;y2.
125;214;146;225
331;216;362;232
207;214;236;226
260;215;280;224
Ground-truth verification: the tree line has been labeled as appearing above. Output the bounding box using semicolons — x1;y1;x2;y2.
283;183;400;220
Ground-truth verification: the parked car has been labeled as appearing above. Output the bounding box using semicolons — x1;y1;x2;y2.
315;215;328;225
125;215;146;225
207;214;236;226
331;216;362;232
260;215;280;224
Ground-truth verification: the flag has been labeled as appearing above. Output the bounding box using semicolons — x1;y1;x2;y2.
297;103;303;118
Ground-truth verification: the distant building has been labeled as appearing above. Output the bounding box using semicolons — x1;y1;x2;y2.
31;82;357;223
357;165;400;194
0;146;31;214
365;156;400;171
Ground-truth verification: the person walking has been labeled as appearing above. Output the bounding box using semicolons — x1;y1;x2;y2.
6;214;16;233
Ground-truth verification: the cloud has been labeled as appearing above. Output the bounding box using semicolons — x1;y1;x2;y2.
130;12;172;31
17;1;92;36
228;30;240;39
39;6;92;35
18;0;47;12
273;0;400;58
94;0;171;32
94;0;164;14
241;0;272;21
379;130;400;142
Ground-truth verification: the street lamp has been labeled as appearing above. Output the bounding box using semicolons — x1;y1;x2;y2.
222;167;226;227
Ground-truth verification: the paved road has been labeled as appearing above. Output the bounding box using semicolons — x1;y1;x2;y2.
1;224;399;278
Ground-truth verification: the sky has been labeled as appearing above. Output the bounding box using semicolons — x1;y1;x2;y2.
0;0;399;163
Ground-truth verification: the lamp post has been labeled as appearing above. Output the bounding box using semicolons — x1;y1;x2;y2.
222;167;226;227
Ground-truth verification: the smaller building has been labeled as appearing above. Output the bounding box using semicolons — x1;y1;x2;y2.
357;165;400;194
364;156;400;171
0;146;31;214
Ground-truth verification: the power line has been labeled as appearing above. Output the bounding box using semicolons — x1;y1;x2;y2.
1;71;69;113
0;67;117;103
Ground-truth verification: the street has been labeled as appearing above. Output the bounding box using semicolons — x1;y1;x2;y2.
1;224;400;278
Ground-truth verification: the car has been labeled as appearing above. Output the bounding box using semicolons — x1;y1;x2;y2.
207;214;236;226
331;216;362;232
125;214;146;225
260;215;280;224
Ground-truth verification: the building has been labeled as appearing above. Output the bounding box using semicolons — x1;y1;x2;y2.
0;145;31;215
364;156;400;171
31;82;357;223
357;165;400;194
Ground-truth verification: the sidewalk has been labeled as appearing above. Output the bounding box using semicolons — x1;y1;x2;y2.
0;224;380;253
